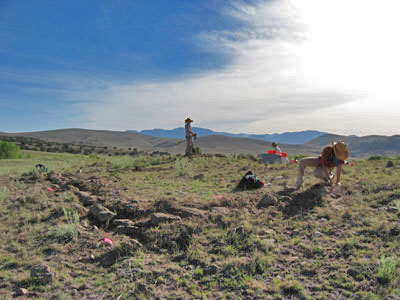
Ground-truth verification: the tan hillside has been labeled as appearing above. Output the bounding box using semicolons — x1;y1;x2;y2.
3;128;319;156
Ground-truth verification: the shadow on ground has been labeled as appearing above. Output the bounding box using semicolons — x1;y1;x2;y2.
278;184;325;218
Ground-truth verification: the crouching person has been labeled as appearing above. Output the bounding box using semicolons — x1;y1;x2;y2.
296;141;349;189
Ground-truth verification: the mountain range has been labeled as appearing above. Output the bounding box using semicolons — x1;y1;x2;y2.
127;128;327;144
1;128;400;158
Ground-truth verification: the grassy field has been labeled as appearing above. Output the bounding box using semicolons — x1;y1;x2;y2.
0;151;399;299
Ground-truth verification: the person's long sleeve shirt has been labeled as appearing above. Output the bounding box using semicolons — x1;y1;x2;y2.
185;123;194;137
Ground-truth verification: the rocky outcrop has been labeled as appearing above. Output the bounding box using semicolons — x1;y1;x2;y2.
150;213;181;226
257;193;278;208
30;264;54;284
89;204;116;223
76;191;96;206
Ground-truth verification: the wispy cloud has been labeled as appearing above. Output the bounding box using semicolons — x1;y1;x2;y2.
7;0;393;136
76;0;363;133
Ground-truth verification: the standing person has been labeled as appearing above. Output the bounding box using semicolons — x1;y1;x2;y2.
296;141;349;189
185;117;196;156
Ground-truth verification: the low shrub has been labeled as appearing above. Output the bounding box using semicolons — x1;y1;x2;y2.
0;141;20;159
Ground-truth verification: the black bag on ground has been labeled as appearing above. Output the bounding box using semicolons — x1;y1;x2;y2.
236;171;264;190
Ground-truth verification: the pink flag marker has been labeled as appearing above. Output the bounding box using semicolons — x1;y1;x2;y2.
103;237;113;246
48;187;54;192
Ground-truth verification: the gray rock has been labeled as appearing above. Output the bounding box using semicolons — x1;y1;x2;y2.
386;161;394;168
47;174;62;185
112;219;136;227
193;174;204;180
150;213;181;226
210;207;230;214
278;196;292;202
30;264;54;284
76;191;96;206
257;193;278;208
89;204;116;223
15;288;28;296
387;206;399;213
203;264;219;275
175;207;205;218
115;224;140;235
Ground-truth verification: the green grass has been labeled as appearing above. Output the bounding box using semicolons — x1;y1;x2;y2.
377;256;398;284
0;151;399;299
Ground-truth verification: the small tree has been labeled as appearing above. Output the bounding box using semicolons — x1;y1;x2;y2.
0;141;20;159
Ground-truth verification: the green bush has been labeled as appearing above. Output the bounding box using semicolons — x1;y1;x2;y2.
0;141;20;159
368;155;390;161
377;256;397;284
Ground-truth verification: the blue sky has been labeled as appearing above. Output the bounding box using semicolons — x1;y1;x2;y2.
1;0;400;135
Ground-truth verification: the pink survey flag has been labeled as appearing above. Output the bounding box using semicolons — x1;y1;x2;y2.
103;237;113;245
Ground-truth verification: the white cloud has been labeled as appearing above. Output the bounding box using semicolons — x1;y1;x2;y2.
77;0;400;136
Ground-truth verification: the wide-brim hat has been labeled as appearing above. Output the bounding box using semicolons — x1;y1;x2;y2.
185;118;193;123
333;141;349;160
271;142;278;147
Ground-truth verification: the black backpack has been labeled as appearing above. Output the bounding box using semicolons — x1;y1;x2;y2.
236;171;264;190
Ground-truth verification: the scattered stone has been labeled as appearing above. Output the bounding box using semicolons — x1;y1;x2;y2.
175;207;205;218
150;213;181;226
210;207;230;214
154;199;204;218
89;204;116;223
47;174;62;185
386;206;398;213
71;203;89;216
386;161;394;168
115;224;141;235
279;196;292;202
203;264;219;275
70;179;89;191
113;219;136;227
128;238;143;248
30;264;54;284
76;191;96;206
257;193;278;208
15;288;28;296
193;174;204;180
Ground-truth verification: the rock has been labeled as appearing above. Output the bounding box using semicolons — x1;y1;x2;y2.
71;203;89;216
115;224;141;235
210;207;230;214
30;264;54;284
70;180;89;191
278;196;292;202
47;174;62;185
113;219;136;227
150;213;181;226
175;207;205;218
76;191;96;206
257;193;278;208
386;161;394;168
203;264;219;275
89;204;116;223
128;238;143;248
154;199;204;218
113;219;143;235
386;206;398;213
193;174;204;180
15;288;28;296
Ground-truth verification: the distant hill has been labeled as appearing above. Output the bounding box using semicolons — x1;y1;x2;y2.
1;128;318;156
127;128;327;144
304;134;400;158
2;128;400;157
